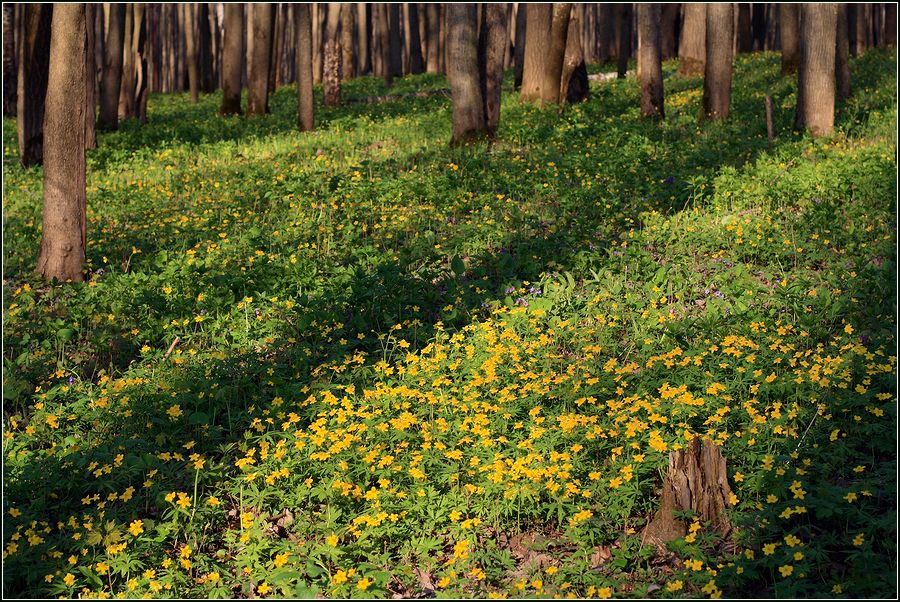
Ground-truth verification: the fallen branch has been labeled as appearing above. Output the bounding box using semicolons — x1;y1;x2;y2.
346;89;450;105
163;336;180;360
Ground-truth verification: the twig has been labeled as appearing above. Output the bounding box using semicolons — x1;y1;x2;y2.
163;336;180;360
786;403;825;465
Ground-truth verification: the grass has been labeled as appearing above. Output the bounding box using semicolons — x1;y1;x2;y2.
2;50;897;599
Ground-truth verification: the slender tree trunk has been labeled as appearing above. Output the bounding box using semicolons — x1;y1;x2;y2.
119;4;136;117
425;3;440;73
408;3;425;74
17;4;52;167
480;3;508;134
795;4;837;136
751;2;766;50
2;5;16;117
616;3;632;78
389;3;403;77
447;4;486;144
661;3;679;59
780;3;800;75
99;3;125;129
638;4;664;119
324;39;342;106
885;3;897;47
248;3;272;115
220;3;244;115
702;3;734;120
597;3;613;62
836;4;851;103
376;4;393;86
181;3;200;104
297;3;314;130
854;3;869;55
359;3;372;75
84;4;96;149
736;3;752;53
38;3;87;283
561;5;588;104
513;2;527;87
199;3;214;92
678;3;706;76
269;4;281;93
134;4;149;122
342;3;356;78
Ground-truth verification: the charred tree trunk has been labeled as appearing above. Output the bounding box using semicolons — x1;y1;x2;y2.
296;3;314;130
3;5;16;117
447;4;487;144
678;3;706;76
795;4;837;137
248;3;273;115
426;3;441;73
561;5;588;104
702;3;734;120
616;3;632;78
638;4;664;119
220;3;244;115
17;4;52;167
408;3;425;74
38;3;87;283
780;3;800;75
836;4;851;103
99;3;125;129
480;3;508;134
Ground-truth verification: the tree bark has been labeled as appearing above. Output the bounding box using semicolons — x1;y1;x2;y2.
885;3;897;48
2;4;16;117
99;3;125;129
220;3;244;115
324;39;342;106
616;3;632;79
17;4;52;167
836;4;851;103
780;3;800;75
376;4;393;86
248;3;273;115
480;3;508;134
795;3;837;137
341;3;355;78
447;4;487;144
853;3;870;56
597;3;614;63
661;3;679;59
426;3;441;73
358;3;371;75
134;4;149;122
678;3;705;76
702;3;734;120
119;4;136;117
561;5;588;104
736;3;752;53
751;2;767;50
520;3;571;106
199;3;215;92
638;4;664;119
388;3;403;78
84;4;97;150
408;3;425;74
38;3;87;283
296;4;314;131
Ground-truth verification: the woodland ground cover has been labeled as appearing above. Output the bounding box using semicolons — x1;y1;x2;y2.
2;51;897;598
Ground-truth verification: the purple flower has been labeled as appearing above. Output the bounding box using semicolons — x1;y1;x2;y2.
515;297;529;307
505;286;516;295
68;376;74;385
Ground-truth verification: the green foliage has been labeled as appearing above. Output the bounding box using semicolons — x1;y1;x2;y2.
2;51;897;598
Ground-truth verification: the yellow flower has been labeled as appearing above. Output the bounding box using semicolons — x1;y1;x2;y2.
763;543;777;556
326;533;339;547
207;496;221;506
357;577;372;591
128;520;144;537
853;533;865;546
779;565;794;577
63;573;76;587
666;580;683;592
258;581;270;595
274;552;289;567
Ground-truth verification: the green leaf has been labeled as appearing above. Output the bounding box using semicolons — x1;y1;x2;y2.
189;412;210;425
451;255;466;276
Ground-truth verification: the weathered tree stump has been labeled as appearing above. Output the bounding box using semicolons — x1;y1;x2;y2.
323;39;342;107
642;437;733;547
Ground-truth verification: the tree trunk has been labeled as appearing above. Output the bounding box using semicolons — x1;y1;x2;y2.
513;2;527;87
99;3;125;129
447;4;486;144
341;3;355;78
84;4;97;149
885;3;897;48
638;4;664;119
324;39;342;106
38;3;87;283
199;3;215;92
268;4;280;95
376;4;393;86
751;2;766;50
296;3;314;130
181;3;200;104
736;3;752;53
616;3;632;78
678;3;706;76
560;5;588;104
795;4;837;137
220;3;244;115
661;3;679;59
2;4;16;117
780;3;800;75
408;3;425;74
836;4;851;103
17;4;52;167
702;3;734;120
388;3;403;77
119;4;136;117
358;3;371;75
248;3;273;115
480;3;508;134
426;3;441;73
853;3;870;56
597;3;614;63
520;3;571;106
134;4;149;122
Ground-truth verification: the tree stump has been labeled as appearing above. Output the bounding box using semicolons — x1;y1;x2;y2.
323;39;342;107
641;437;733;548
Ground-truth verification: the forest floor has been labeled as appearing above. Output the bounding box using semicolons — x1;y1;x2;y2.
2;51;897;599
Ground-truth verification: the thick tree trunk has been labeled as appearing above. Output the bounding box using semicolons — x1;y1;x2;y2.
376;4;392;86
408;3;425;74
661;3;680;59
358;3;372;75
296;3;314;130
480;3;508;134
597;3;614;63
426;3;441;73
751;2;767;50
38;3;87;283
836;4;851;103
736;3;752;53
220;3;244;115
181;3;200;104
447;4;487;144
678;3;706;76
560;5;588;104
702;3;734;120
2;5;16;117
324;39;342;106
520;3;572;106
853;4;870;56
342;3;356;78
99;3;125;129
17;4;52;167
513;2;527;87
199;3;215;92
119;4;136;117
388;3;403;78
795;4;837;137
638;4;664;119
780;3;800;75
248;3;273;115
84;4;96;150
616;3;632;79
